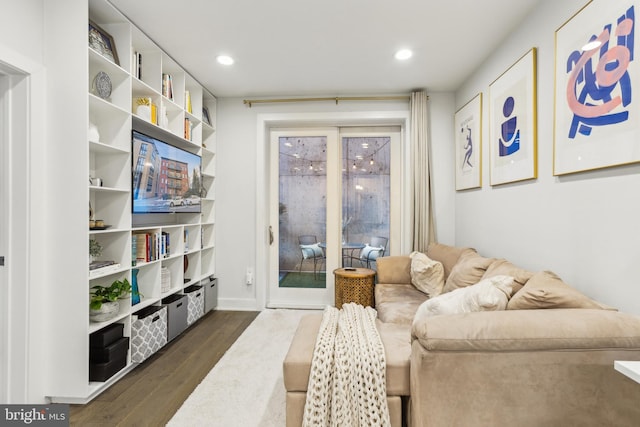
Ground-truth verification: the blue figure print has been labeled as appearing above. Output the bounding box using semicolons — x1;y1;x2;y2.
499;96;520;156
565;6;635;139
462;126;473;169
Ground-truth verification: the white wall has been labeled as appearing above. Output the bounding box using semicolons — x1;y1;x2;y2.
0;0;44;63
455;0;640;314
215;96;455;309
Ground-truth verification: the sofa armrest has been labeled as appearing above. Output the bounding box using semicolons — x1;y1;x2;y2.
411;309;640;352
376;256;412;285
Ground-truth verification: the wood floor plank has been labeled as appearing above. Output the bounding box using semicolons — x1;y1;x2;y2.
70;310;259;426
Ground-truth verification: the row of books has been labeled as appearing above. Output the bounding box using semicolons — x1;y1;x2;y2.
133;231;171;263
132;51;143;80
185;90;192;113
184;118;193;141
162;73;174;101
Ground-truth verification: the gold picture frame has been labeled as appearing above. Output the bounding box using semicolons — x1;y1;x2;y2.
489;48;538;186
89;20;119;66
553;0;638;175
454;93;482;190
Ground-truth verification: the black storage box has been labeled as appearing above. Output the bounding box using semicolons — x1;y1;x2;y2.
90;322;124;347
162;294;188;342
89;348;127;382
90;336;129;363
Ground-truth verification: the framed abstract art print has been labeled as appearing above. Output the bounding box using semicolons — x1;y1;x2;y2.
553;0;639;175
454;93;482;190
489;48;538;186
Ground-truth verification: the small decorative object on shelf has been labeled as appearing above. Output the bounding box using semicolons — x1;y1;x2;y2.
89;238;102;264
88;20;119;65
89;301;119;323
202;106;211;126
88;122;100;142
90;283;121;322
92;71;112;100
131;269;141;305
133;97;157;124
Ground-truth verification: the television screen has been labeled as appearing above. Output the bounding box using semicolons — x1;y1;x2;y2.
132;130;202;214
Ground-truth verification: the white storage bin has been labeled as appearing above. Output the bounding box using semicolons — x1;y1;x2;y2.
184;284;204;325
131;305;167;363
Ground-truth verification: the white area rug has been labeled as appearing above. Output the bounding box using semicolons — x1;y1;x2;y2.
167;309;316;427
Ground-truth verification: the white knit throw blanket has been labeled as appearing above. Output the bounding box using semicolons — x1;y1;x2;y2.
302;303;390;427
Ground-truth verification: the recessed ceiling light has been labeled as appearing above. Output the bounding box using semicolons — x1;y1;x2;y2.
216;55;234;65
395;49;413;60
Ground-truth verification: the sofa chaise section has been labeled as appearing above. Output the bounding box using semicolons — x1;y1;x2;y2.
410;308;640;426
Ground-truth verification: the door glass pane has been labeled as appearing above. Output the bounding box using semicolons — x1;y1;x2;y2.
342;136;390;269
278;136;327;288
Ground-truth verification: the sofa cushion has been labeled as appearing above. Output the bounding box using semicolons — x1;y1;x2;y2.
375;256;412;285
413;275;515;319
412;309;640;352
409;251;445;297
375;283;429;325
481;259;534;296
376;319;411;395
442;252;494;293
507;270;613;310
426;243;476;280
283;314;322;392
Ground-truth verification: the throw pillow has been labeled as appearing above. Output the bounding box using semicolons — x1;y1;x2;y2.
426;244;477;280
300;243;323;259
361;244;383;261
481;259;534;297
414;275;515;319
409;251;445;297
442;252;494;293
507;270;613;310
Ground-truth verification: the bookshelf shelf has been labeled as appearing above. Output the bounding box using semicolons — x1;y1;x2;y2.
47;0;217;404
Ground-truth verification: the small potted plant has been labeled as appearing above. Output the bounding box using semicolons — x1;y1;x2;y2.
89;238;102;264
111;278;141;300
89;283;120;322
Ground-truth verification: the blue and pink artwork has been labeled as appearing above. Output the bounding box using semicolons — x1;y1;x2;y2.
565;6;634;139
554;1;640;175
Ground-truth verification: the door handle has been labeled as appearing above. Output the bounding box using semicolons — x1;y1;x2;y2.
269;226;274;245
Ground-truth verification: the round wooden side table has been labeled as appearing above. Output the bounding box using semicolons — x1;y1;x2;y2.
333;267;376;309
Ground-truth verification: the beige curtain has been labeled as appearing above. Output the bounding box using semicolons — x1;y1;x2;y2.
410;91;436;252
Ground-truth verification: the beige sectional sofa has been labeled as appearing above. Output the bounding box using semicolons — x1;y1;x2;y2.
284;243;640;426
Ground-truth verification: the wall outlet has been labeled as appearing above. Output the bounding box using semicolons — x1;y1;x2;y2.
245;267;254;285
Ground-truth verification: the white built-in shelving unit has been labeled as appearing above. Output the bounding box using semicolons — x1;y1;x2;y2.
50;0;216;403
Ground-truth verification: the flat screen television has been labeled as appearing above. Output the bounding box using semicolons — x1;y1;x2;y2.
132;130;202;214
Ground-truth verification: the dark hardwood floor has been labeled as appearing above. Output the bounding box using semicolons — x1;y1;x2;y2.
70;310;259;426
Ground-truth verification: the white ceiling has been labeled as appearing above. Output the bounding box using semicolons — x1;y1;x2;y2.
109;0;542;98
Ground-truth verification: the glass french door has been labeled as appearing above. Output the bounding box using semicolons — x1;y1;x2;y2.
269;129;340;308
268;127;400;308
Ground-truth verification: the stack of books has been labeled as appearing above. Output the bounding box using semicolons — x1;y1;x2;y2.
89;260;121;278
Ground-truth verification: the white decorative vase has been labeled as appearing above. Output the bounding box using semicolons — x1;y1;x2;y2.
90;301;119;323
